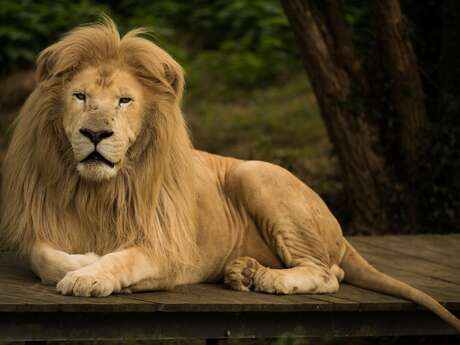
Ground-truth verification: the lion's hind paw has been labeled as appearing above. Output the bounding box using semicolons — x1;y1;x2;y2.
224;256;262;292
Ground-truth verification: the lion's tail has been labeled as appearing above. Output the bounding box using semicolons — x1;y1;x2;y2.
340;239;460;333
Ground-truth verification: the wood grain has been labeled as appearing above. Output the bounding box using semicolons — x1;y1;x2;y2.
0;235;458;313
0;235;459;339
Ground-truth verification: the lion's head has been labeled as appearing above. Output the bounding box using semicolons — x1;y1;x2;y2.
1;19;197;270
35;19;185;181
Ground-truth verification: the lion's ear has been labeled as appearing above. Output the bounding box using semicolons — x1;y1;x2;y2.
163;61;184;102
36;46;57;82
36;42;78;82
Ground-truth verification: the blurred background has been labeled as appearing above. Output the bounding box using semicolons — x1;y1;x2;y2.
0;0;459;237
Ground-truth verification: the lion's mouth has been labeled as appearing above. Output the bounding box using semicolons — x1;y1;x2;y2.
81;151;115;168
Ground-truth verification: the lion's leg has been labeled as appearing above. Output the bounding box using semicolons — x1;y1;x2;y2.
120;277;175;293
225;256;343;294
225;161;346;295
56;246;171;297
30;242;100;285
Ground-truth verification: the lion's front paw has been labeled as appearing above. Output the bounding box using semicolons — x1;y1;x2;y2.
56;267;120;297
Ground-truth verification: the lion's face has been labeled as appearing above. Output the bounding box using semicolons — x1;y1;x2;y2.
63;66;145;181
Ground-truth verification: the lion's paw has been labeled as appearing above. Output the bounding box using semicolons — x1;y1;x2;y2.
56;267;120;297
252;269;294;294
224;256;262;292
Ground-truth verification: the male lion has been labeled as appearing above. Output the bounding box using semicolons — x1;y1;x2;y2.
1;19;459;332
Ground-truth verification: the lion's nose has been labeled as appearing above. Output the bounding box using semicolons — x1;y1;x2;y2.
79;128;113;145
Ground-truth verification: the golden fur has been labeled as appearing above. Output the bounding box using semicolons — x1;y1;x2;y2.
1;18;197;275
1;18;459;333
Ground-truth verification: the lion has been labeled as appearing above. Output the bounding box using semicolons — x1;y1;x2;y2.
1;19;459;332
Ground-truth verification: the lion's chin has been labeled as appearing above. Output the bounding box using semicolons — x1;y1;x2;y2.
77;162;118;181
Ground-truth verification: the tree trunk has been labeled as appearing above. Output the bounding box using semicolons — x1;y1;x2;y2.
372;0;428;172
281;0;388;234
371;0;429;230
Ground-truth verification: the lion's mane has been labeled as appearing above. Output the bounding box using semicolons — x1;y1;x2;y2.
1;19;198;274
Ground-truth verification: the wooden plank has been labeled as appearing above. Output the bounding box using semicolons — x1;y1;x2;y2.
334;284;413;310
0;252;412;312
346;243;460;304
0;235;459;339
0;253;158;312
0;281;154;312
351;235;460;271
350;239;460;286
335;236;460;310
0;235;459;314
0;252;354;312
0;252;337;312
350;235;460;270
126;283;362;312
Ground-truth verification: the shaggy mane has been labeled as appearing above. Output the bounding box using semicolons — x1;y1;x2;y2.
1;18;198;276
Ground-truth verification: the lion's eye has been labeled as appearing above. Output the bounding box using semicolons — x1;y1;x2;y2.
119;97;132;106
73;92;86;101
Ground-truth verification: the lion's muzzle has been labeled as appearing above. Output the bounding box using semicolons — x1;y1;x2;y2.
78;128;116;168
79;128;114;145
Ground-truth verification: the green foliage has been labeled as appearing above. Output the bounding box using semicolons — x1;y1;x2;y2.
174;0;298;88
115;0;300;89
0;0;108;71
0;0;300;89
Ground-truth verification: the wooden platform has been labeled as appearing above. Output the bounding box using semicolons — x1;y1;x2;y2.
0;235;459;341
